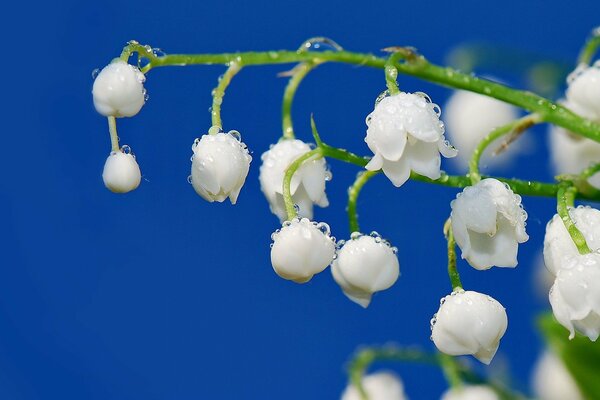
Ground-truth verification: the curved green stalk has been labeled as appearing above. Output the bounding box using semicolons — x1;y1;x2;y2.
384;50;405;95
557;183;591;255
444;219;462;291
578;27;600;65
118;42;600;143
282;148;323;220
469;114;541;184
347;171;379;233
107;116;119;152
281;62;323;139
211;62;243;129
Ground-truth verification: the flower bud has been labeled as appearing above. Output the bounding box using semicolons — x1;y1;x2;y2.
270;218;336;283
92;60;146;117
364;92;457;187
102;148;141;193
431;290;508;364
532;351;583;400
543;206;600;275
451;178;528;270
331;233;399;308
441;385;498;400
190;130;252;204
566;62;600;121
341;372;407;400
259;139;329;222
444;90;520;169
549;253;600;341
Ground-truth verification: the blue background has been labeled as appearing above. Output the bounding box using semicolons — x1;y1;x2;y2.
4;0;600;398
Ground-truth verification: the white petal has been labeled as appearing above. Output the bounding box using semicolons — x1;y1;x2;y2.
381;157;411;187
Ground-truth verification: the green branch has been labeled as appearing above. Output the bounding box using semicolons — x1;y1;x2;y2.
211;62;242;129
444;219;462;291
347;171;379;233
557;183;591;255
578;27;600;65
281;62;323;139
282;148;323;220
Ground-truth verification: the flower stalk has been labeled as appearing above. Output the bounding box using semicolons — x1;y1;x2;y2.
556;183;592;255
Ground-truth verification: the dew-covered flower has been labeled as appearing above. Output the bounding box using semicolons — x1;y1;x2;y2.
331;232;399;308
566;62;600;121
270;218;336;283
92;60;146;117
341;372;407;400
102;146;141;193
364;92;457;187
444;90;520;169
190;130;251;204
451;178;528;270
549;252;600;341
440;385;499;400
431;290;508;364
259;139;329;222
543;206;600;275
532;351;583;400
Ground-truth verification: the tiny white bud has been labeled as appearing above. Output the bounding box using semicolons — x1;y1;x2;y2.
532;351;583;400
440;385;499;400
102;149;141;193
270;218;336;283
341;372;407;400
331;233;399;308
92;60;146;117
431;290;508;365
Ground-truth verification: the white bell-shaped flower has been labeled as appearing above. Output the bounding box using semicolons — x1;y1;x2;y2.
532;351;583;400
444;90;520;169
431;290;508;365
549;122;600;189
451;178;528;270
190;130;252;204
364;92;457;187
331;233;400;308
566;62;600;121
102;147;141;193
341;372;407;400
259;139;329;222
92;60;146;117
549;252;600;341
543;206;600;275
440;385;499;400
270;218;336;283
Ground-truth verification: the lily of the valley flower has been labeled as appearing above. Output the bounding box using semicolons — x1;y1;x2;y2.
441;385;499;400
543;206;600;275
566;62;600;121
270;218;336;283
549;252;600;341
341;372;407;400
451;178;528;270
431;290;508;365
190;130;252;204
92;60;146;117
532;351;583;400
102;147;141;193
331;233;399;308
364;92;457;187
259;139;329;222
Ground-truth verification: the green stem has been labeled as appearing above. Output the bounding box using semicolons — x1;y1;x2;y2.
347;171;379;233
211;62;242;129
107;116;119;152
439;354;463;389
384;50;404;95
579;161;600;181
557;183;591;255
281;62;322;139
283;148;323;220
469;114;541;184
578;27;600;65
118;42;600;143
444;219;462;291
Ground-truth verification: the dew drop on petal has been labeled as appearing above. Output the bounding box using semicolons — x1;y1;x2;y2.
92;68;100;79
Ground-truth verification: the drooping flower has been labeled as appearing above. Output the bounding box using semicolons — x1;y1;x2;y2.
331;232;399;308
566;62;600;121
92;60;146;117
102;146;142;193
270;218;336;283
364;92;457;187
444;90;520;169
532;351;583;400
190;130;252;204
341;372;407;400
259;139;329;222
549;252;600;341
440;385;499;400
431;290;508;364
543;206;600;275
451;178;528;270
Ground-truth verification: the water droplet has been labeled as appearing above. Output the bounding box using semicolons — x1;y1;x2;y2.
208;125;222;135
228;130;242;141
375;90;390;106
324;170;333;181
187;175;193;184
316;222;331;235
120;145;132;155
350;232;362;240
152;48;166;57
91;68;100;79
294;204;300;213
297;37;343;53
